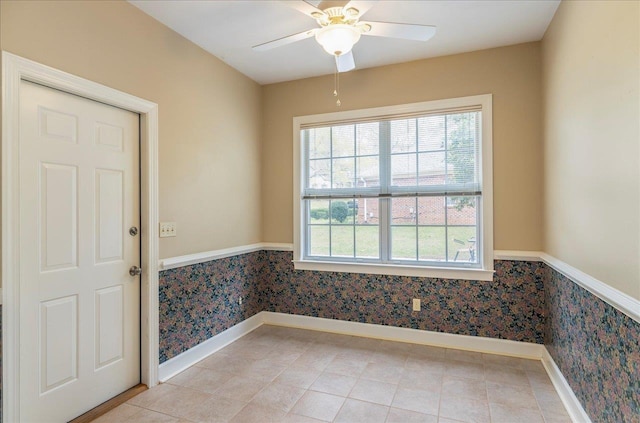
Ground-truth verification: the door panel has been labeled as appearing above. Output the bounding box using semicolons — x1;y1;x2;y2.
96;169;124;263
19;80;141;422
95;285;124;368
40;163;78;272
40;295;78;393
39;106;78;143
95;122;124;151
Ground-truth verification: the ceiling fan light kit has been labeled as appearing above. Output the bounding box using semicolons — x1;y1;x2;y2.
315;24;361;56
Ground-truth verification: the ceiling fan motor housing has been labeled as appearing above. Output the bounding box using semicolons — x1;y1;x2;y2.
318;6;359;26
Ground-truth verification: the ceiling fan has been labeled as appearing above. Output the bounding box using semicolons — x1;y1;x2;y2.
252;0;436;72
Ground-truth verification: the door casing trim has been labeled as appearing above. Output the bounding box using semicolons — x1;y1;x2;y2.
1;51;160;422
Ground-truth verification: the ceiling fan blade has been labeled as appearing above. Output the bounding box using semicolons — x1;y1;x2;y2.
284;0;326;19
252;29;317;52
318;0;348;10
361;21;436;42
336;51;355;72
342;0;377;19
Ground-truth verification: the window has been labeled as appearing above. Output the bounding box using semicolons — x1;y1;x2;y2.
293;95;493;280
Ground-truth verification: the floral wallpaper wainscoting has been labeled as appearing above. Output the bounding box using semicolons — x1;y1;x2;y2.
545;267;640;422
159;251;268;363
263;251;547;344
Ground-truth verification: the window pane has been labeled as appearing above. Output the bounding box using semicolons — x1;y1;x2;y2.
447;196;478;263
418;152;446;186
446;112;479;188
332;125;355;157
447;149;476;185
356;123;379;156
356;225;379;258
418;197;445;225
390;119;416;153
308;159;330;189
355;198;379;224
418;226;446;261
309;200;330;224
446;112;477;150
356;156;379;188
391;226;417;260
308;127;331;159
391;198;417;225
309;226;330;256
391;153;417;186
332;158;355;188
448;226;478;263
331;225;354;257
418;115;445;152
330;200;354;225
447;196;477;226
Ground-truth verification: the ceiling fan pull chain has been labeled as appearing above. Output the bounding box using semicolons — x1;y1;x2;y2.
334;62;341;107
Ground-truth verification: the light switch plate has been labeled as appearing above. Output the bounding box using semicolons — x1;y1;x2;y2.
159;222;177;238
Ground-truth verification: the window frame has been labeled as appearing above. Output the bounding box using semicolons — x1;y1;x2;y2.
293;95;494;281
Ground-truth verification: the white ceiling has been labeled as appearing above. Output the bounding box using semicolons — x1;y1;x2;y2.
130;0;560;85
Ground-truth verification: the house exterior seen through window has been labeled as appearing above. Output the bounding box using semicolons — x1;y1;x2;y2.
293;96;494;281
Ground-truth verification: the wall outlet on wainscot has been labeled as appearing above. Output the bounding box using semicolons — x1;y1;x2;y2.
412;298;421;311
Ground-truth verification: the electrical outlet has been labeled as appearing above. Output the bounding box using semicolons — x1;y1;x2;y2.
159;222;177;238
239;296;243;305
412;298;421;311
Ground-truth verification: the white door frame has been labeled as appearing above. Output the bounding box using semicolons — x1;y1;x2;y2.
1;51;160;422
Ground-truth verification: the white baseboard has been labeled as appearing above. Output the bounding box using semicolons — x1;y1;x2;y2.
267;312;588;423
542;349;592;423
158;311;547;381
158;313;263;382
158;311;546;383
261;311;546;359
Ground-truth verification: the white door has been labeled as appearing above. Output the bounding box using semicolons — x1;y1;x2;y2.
19;80;141;422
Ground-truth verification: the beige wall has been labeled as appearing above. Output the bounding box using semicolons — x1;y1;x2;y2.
7;1;636;300
261;43;544;251
0;0;263;259
542;1;640;299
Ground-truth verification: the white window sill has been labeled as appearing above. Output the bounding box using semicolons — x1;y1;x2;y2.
292;260;495;281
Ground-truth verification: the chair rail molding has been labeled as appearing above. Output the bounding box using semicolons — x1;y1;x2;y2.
539;253;639;323
159;242;293;270
160;245;639;324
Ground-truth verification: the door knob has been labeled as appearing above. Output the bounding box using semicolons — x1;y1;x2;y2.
129;266;142;276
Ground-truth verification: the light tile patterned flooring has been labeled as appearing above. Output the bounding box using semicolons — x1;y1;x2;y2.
95;325;572;423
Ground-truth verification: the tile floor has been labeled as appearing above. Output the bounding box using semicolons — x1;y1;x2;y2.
95;325;572;423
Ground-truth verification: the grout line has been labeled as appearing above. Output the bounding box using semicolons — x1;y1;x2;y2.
436;373;444;421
